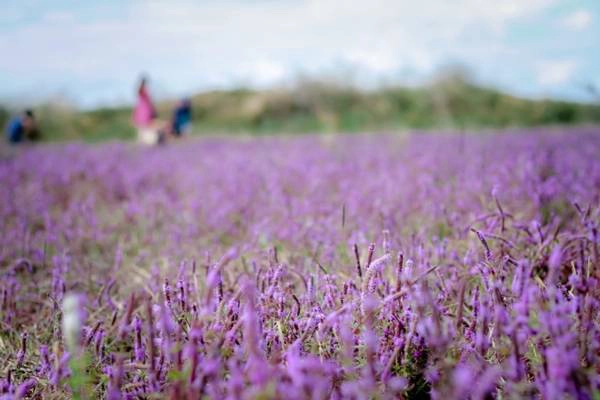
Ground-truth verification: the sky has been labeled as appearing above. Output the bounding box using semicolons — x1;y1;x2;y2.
1;0;599;108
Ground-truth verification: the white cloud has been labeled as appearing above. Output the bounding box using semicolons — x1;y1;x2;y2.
537;60;577;86
246;60;287;86
0;0;560;106
346;47;403;74
561;9;592;31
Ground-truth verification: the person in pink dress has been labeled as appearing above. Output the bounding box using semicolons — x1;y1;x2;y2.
132;76;165;145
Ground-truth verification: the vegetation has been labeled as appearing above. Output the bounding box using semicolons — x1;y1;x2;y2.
1;130;599;398
2;75;600;141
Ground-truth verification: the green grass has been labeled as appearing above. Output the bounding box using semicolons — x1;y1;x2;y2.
2;75;599;142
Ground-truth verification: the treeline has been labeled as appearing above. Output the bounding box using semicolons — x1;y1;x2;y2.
2;75;599;141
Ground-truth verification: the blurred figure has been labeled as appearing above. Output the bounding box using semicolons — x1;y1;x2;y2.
132;76;166;145
5;109;40;144
171;98;192;137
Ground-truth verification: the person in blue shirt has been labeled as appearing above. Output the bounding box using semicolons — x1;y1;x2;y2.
6;109;39;144
170;99;192;137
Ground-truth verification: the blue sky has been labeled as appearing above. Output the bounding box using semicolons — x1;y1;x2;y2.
1;0;599;108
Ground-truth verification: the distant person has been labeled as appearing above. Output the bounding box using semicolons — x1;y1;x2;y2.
132;76;166;145
171;98;192;137
5;109;40;144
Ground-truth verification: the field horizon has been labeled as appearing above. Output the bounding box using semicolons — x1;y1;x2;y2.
3;73;600;143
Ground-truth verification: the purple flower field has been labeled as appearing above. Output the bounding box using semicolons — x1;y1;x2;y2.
1;128;600;399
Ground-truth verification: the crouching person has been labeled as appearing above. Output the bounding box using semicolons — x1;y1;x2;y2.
5;109;40;144
171;98;192;137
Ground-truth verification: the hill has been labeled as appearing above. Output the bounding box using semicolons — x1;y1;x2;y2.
2;76;599;141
